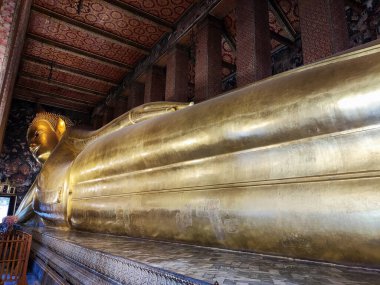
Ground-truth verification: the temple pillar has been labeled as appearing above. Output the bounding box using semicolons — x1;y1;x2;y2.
102;105;114;126
113;96;129;118
91;104;104;129
194;16;222;102
127;82;144;110
0;0;33;150
92;114;103;130
236;0;271;87
299;0;349;64
165;46;189;102
144;66;165;103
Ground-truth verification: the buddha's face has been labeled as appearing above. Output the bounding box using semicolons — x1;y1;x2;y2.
27;120;59;164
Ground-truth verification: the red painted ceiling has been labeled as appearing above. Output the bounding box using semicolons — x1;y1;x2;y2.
34;0;169;48
15;0;299;113
29;11;146;66
120;0;194;23
23;38;127;82
21;59;115;94
15;0;197;112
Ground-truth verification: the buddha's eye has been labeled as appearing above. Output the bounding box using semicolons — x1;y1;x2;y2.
34;131;39;138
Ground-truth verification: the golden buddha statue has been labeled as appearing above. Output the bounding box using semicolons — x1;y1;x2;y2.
17;101;193;221
27;112;74;163
16;43;380;268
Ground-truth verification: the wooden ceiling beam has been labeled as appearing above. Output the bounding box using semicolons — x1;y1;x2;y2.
20;71;109;97
102;0;173;31
23;55;120;84
270;31;295;47
27;33;132;69
14;92;85;107
32;5;150;54
19;74;106;99
14;95;91;113
268;0;296;42
16;83;100;105
222;31;236;51
14;87;94;109
15;85;94;107
222;60;236;71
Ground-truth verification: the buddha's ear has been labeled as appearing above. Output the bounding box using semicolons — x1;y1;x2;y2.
55;118;67;140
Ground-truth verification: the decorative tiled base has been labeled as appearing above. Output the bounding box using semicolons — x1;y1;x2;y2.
27;227;380;285
29;228;210;285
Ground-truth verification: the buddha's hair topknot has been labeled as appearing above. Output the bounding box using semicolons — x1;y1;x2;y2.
28;112;74;135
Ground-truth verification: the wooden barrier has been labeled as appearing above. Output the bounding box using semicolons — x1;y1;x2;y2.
0;231;32;285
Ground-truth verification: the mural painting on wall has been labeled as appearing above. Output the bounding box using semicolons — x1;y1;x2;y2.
269;0;303;75
271;38;303;75
0;100;41;208
0;99;89;209
221;35;236;92
188;44;195;102
346;0;380;47
222;9;237;91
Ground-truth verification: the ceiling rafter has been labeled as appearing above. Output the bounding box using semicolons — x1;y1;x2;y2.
102;0;173;30
32;5;151;55
21;58;116;92
15;86;96;107
222;30;236;51
16;87;97;108
222;60;236;71
268;0;297;42
22;55;120;84
270;31;295;47
19;71;109;96
27;33;133;69
15;86;98;107
18;74;106;99
14;93;90;110
14;94;90;113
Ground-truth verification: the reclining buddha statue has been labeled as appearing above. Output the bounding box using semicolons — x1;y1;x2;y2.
16;43;380;268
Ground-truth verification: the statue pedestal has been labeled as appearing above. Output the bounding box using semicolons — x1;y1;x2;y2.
25;227;380;285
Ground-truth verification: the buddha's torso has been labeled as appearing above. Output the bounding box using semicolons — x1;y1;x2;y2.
34;134;82;226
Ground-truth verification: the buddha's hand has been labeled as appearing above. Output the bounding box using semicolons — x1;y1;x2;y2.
130;101;193;124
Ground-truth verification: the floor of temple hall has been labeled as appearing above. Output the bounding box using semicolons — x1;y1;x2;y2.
27;227;380;285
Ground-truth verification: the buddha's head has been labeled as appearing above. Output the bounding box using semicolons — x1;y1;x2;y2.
27;112;73;164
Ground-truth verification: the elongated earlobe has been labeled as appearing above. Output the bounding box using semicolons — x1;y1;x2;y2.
55;117;67;140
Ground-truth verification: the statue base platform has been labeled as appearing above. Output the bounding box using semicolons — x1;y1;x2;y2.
25;227;380;285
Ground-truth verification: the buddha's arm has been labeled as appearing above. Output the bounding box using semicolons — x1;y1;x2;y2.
99;101;192;134
15;178;37;223
128;101;194;123
70;101;193;142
